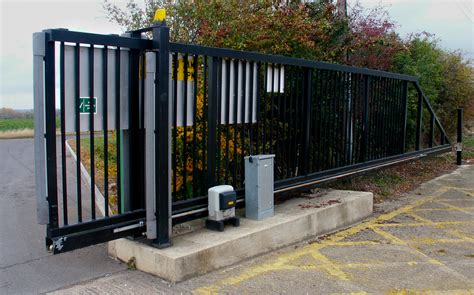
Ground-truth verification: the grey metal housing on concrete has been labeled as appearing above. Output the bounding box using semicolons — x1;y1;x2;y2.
245;155;275;220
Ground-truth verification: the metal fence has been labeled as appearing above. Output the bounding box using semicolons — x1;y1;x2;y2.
167;42;451;225
34;21;451;254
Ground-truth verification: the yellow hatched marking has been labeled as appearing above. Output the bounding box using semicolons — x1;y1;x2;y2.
371;220;474;227
442;186;474;194
406;212;436;224
193;187;453;293
371;227;407;245
407;238;466;245
414;207;474;212
444;229;474;243
436;201;474;215
311;250;350;281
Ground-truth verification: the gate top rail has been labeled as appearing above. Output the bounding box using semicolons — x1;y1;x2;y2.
169;42;419;82
44;28;418;82
44;29;152;49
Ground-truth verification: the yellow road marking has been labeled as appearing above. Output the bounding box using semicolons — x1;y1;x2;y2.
193;186;473;293
436;201;474;215
414;207;474;212
311;250;351;280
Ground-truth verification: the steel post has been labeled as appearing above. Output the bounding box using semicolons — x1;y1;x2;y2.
457;108;463;165
152;20;172;248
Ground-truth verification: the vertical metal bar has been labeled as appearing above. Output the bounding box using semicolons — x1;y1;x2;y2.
367;76;374;161
287;66;294;177
329;71;337;168
255;62;261;155
401;81;408;154
128;32;144;212
216;59;222;184
59;42;68;225
115;47;122;215
269;64;274;153
144;51;157;239
248;61;255;155
103;46;109;217
75;43;83;222
343;72;349;164
294;68;301;173
415;89;423;150
192;55;198;198
262;63;268;155
457;108;463;165
152;22;171;248
429;112;435;148
336;72;343;167
33;32;48;225
382;78;388;156
44;37;59;229
240;61;247;183
172;54;178;199
233;60;238;187
89;45;96;220
275;64;281;176
207;56;218;188
224;59;231;183
301;67;312;175
202;57;208;192
316;70;323;171
182;55;189;195
376;78;383;159
323;71;331;170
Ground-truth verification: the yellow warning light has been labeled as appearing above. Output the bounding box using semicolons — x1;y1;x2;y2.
154;8;166;22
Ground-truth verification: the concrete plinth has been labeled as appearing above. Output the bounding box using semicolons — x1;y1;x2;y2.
108;190;373;283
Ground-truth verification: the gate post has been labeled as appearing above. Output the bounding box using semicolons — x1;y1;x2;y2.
33;32;49;225
152;9;172;248
456;108;463;165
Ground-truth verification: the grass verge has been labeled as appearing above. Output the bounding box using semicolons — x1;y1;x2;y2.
0;117;60;139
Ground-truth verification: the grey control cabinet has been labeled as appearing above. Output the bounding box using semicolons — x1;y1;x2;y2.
244;154;275;220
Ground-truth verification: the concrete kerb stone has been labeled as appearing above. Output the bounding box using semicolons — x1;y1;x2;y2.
108;190;373;282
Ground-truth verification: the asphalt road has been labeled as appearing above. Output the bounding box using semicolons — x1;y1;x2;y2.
0;138;127;294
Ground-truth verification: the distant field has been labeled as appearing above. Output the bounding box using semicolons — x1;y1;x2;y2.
0;117;61;136
0;117;35;132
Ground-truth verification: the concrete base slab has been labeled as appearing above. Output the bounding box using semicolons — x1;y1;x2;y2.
108;190;373;282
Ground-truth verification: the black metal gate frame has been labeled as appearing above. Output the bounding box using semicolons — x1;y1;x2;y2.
35;29;153;253
35;20;451;254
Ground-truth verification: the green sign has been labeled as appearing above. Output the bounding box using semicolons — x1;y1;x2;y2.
79;97;97;114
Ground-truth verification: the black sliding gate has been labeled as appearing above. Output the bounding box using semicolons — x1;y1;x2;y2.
34;22;451;254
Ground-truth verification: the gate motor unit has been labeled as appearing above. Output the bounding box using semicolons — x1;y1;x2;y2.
206;185;240;232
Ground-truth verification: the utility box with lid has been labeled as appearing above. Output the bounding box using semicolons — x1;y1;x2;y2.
244;154;275;220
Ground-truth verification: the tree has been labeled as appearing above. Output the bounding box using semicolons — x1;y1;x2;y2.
103;0;350;62
393;34;474;135
347;2;403;71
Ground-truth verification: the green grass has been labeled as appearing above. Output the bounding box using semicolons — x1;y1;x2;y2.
0;117;35;131
0;117;60;132
463;133;474;159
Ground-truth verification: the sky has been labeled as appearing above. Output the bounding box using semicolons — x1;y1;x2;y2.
0;0;473;110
